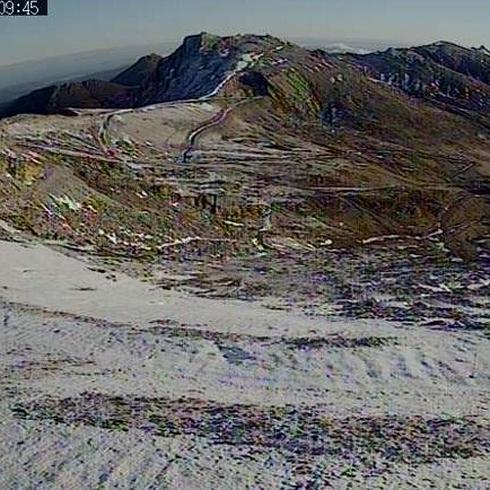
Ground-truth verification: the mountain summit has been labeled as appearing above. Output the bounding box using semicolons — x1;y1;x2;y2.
0;33;286;117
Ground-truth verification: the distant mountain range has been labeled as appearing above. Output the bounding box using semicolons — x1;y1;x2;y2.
0;37;405;107
292;37;409;54
0;43;177;105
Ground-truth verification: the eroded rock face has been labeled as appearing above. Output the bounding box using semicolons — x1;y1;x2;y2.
135;33;239;104
135;33;286;104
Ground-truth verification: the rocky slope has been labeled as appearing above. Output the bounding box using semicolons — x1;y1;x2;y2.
343;41;490;126
135;33;285;104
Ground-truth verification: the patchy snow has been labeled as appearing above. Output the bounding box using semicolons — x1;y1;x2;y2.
362;235;401;245
1;239;489;487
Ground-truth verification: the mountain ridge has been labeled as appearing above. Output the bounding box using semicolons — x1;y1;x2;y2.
0;33;488;259
342;40;490;127
2;34;489;122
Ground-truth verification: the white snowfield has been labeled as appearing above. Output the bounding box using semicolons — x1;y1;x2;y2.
1;240;489;488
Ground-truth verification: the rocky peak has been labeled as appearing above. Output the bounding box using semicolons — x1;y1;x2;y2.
181;32;209;54
112;53;163;87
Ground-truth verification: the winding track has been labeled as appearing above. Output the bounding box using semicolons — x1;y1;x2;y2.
179;97;260;163
90;45;284;162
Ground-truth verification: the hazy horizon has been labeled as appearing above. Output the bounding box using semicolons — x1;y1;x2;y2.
1;0;489;66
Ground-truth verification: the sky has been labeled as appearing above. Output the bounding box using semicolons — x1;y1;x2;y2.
1;0;489;65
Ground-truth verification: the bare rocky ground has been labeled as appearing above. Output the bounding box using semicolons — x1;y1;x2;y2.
0;234;489;489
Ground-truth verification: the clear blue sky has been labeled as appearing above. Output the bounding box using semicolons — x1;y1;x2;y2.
1;0;489;65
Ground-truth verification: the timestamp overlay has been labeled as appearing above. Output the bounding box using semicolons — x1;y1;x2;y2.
0;0;48;16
